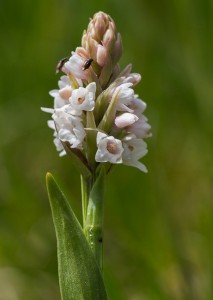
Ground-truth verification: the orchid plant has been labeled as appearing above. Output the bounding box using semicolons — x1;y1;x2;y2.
42;12;151;300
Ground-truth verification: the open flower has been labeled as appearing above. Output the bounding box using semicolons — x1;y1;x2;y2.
122;134;148;172
128;95;147;117
126;115;152;139
95;132;124;163
47;120;66;156
49;76;73;108
52;106;86;149
68;82;96;111
114;83;134;112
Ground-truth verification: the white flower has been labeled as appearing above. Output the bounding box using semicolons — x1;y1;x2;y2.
41;107;54;114
68;82;96;111
126;115;152;138
52;106;86;149
122;135;148;172
115;112;138;128
47;120;66;156
64;52;87;80
128;95;147;117
95;132;124;164
114;83;134;112
49;76;73;108
53;138;66;156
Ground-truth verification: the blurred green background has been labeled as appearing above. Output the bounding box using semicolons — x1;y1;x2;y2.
0;0;213;299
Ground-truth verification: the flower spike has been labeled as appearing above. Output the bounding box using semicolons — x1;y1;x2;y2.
42;12;151;173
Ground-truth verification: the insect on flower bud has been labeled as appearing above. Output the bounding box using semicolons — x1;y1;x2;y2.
82;58;93;71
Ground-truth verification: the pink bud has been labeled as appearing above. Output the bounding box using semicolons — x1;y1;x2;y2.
109;19;116;33
112;33;123;64
94;12;109;27
94;15;107;40
124;73;141;86
81;30;87;48
76;47;88;58
97;45;108;66
87;20;94;35
103;28;115;50
115;113;139;128
87;35;99;61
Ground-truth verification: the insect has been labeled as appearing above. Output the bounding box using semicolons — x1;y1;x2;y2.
82;58;93;71
56;57;68;73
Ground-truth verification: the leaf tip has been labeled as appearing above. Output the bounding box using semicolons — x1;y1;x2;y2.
46;171;53;180
46;172;55;187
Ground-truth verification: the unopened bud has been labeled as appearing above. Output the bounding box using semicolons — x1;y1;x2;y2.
75;47;88;58
81;30;87;48
87;34;99;60
115;113;139;128
94;15;107;41
97;45;108;67
111;33;123;65
124;73;141;86
94;12;109;28
103;28;116;51
109;18;116;33
119;64;132;77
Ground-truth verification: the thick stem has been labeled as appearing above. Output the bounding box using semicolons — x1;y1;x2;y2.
83;168;105;271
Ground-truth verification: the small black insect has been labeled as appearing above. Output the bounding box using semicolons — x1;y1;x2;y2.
56;57;68;73
82;58;93;71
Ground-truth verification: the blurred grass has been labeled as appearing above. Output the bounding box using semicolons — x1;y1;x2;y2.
0;0;213;299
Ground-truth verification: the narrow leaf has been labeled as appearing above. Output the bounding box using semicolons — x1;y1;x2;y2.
46;173;108;300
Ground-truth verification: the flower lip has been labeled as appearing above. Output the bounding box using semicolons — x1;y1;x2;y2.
122;134;148;172
95;132;124;164
69;82;96;111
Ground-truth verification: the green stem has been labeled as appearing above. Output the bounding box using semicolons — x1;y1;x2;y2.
83;168;105;271
80;175;90;228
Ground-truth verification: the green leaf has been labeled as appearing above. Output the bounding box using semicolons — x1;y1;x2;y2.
46;173;108;300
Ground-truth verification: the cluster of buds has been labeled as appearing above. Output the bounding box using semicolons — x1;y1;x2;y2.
42;12;151;175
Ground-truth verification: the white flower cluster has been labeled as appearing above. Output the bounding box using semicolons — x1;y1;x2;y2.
42;51;151;172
